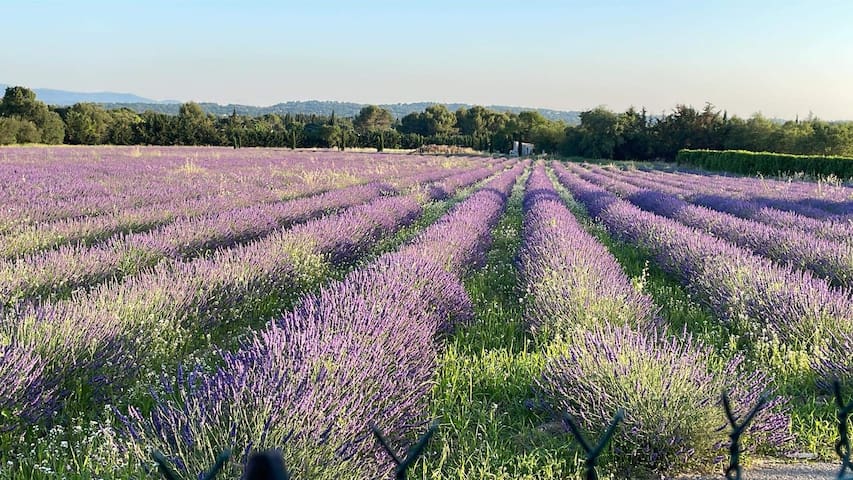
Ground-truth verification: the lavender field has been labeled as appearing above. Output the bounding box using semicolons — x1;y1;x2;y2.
0;147;849;479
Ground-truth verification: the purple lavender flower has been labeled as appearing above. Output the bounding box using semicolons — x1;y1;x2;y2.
812;329;853;391
120;163;525;478
0;343;52;430
552;162;853;348
519;165;658;336
570;164;853;288
2;155;509;435
538;324;790;478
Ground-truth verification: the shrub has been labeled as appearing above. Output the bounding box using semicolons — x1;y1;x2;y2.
677;149;853;179
519;166;658;338
812;329;853;392
538;324;790;478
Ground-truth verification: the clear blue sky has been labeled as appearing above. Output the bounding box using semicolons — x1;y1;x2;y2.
3;0;852;119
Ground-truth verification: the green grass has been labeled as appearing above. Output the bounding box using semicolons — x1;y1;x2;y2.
361;182;484;266
415;173;591;480
4;165;843;478
545;166;840;461
0;182;487;480
417;165;840;480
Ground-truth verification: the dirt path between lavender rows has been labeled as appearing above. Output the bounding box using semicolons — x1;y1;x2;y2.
678;458;841;480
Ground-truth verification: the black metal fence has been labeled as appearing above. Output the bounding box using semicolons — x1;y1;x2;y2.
153;382;853;480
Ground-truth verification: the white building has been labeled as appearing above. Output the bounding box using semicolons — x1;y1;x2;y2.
510;141;534;156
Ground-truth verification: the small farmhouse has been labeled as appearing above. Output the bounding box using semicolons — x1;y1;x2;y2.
510;141;534;156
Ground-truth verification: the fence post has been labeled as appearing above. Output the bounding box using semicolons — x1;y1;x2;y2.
370;421;438;480
722;392;766;480
834;380;853;480
244;450;291;480
152;449;229;480
562;409;623;480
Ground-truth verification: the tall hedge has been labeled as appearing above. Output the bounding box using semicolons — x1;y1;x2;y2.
676;149;853;178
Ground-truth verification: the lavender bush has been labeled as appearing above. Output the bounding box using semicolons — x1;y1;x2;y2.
119;164;525;478
570;164;853;288
518;166;788;477
0;343;52;431
539;324;790;478
812;329;853;391
122;251;472;479
519;165;658;337
552;162;853;348
603;164;853;243
0;147;484;231
0;152;498;305
1;163;506;434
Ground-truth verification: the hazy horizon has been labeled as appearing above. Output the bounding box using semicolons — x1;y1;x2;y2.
4;0;852;120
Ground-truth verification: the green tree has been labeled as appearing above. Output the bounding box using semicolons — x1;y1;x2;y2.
615;107;650;159
398;112;427;135
0;118;40;144
422;104;457;136
36;109;65;144
105;108;142;145
529;120;565;153
456;106;489;136
0;86;64;144
809;120;852;156
319;124;342;148
177;102;219;145
227;107;243;148
576;107;623;158
515;111;548;139
64;103;111;144
138;111;177;145
353;105;393;134
0;86;39;118
650;104;704;158
0;118;17;144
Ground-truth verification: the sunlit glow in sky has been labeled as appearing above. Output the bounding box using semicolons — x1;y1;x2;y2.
3;0;852;119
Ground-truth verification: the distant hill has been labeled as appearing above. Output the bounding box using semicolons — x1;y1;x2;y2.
0;84;180;106
0;84;582;124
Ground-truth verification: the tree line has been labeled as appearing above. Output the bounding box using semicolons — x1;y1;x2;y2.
565;104;853;159
1;85;852;159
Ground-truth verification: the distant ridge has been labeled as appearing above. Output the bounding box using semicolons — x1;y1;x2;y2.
0;84;179;106
0;84;581;124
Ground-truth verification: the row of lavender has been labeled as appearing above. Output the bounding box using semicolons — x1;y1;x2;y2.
566;163;853;288
115;162;526;478
646;162;853;217
589;164;853;245
518;165;786;477
646;166;853;219
0;160;509;437
0;159;506;305
0;148;477;212
0;151;488;257
0;148;433;231
552;162;852;388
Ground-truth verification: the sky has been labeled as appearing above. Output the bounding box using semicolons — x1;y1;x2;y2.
2;0;853;120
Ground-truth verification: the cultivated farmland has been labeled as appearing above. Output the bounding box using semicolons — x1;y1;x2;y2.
0;147;850;479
